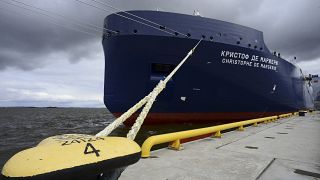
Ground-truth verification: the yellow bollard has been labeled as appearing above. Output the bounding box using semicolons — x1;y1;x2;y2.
168;139;183;150
1;135;141;179
213;131;222;138
238;125;245;131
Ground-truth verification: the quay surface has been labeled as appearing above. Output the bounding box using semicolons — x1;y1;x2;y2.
121;112;320;180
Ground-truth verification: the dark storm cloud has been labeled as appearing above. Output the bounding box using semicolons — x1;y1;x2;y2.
113;0;320;62
232;0;320;61
0;0;105;70
0;0;319;71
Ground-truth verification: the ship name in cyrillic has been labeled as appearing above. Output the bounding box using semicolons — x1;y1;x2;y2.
220;51;249;60
220;50;278;71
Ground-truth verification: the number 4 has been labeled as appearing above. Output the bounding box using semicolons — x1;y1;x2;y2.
84;143;100;157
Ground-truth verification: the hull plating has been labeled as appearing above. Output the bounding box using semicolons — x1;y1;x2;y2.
102;11;314;124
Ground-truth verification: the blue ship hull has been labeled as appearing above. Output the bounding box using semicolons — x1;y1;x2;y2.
102;11;314;124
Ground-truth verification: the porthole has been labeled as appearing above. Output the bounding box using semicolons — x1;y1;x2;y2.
159;25;166;30
133;29;138;33
239;37;243;40
187;33;191;37
248;44;251;47
254;45;257;49
174;32;179;36
260;47;263;51
237;41;240;44
210;36;213;41
106;32;112;37
201;35;206;39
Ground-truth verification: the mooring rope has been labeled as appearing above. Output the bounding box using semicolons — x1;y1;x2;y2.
90;0;189;37
96;38;203;139
3;0;118;34
95;94;151;137
74;0;176;36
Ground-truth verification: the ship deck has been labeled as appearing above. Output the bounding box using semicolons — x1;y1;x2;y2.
120;112;320;179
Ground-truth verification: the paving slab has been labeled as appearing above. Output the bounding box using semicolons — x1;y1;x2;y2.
259;159;320;180
220;114;320;164
120;112;320;180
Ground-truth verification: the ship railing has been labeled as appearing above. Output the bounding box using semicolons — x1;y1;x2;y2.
141;113;294;158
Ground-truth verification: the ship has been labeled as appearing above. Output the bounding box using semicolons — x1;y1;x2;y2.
312;76;320;110
102;10;314;125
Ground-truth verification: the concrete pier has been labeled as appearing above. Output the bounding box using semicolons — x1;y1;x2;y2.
121;112;320;180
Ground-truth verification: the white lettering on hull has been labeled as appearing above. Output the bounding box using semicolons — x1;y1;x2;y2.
220;50;278;71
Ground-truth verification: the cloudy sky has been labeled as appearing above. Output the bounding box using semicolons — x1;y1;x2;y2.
0;0;319;107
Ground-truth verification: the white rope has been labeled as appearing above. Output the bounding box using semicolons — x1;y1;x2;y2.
0;0;118;36
74;0;176;36
95;94;150;137
126;39;202;140
95;39;202;139
90;0;189;37
6;0;118;34
126;81;166;140
0;2;98;37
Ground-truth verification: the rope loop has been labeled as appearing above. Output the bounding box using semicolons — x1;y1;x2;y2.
96;38;203;139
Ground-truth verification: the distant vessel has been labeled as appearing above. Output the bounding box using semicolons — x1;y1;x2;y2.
102;11;314;125
312;76;320;110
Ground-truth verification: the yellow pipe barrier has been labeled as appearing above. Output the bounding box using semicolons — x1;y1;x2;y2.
141;113;296;158
278;113;293;119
